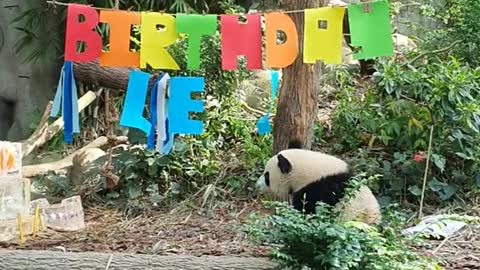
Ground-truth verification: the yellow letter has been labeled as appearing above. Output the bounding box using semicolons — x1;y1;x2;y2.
304;7;345;65
140;12;180;70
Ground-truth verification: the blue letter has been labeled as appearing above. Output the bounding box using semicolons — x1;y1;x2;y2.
119;70;152;135
168;77;205;135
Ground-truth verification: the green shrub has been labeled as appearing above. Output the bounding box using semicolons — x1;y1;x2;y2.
330;55;480;203
421;0;480;67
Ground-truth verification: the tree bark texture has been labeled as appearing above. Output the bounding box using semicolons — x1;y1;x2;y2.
273;0;328;154
0;250;276;270
73;60;159;91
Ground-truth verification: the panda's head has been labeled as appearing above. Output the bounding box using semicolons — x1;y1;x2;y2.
256;152;294;200
256;139;350;200
256;139;304;199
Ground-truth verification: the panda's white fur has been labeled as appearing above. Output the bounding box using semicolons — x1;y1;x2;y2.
257;141;381;225
257;149;349;199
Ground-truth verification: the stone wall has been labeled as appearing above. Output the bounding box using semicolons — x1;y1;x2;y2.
0;0;60;141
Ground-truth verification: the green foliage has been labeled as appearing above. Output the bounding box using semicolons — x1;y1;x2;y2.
105;121;271;214
110;146;171;203
244;175;441;270
328;0;480;204
33;174;73;198
421;0;480;67
330;54;480;203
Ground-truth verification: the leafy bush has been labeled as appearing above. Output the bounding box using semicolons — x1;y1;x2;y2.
330;54;480;203
421;0;480;67
106;123;271;215
244;175;441;270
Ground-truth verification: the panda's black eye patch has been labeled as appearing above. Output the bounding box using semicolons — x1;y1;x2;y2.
264;172;270;186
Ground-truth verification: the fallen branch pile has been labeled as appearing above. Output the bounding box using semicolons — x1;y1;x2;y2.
21;91;97;159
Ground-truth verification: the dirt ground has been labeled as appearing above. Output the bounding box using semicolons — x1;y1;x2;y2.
1;200;479;270
417;224;480;270
0;200;272;257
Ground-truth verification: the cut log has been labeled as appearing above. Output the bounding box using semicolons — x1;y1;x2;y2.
73;60;159;90
0;250;276;270
21;91;97;158
22;136;128;178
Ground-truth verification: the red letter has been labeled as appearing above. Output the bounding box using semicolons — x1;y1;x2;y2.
220;15;262;70
64;4;102;63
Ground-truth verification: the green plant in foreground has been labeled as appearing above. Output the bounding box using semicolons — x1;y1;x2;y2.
244;175;442;270
246;202;441;270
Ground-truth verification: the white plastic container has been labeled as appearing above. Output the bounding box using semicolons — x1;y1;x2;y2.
0;178;31;221
29;195;85;231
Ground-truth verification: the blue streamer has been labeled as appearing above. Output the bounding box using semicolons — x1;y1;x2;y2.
147;73;166;150
51;61;80;144
71;64;80;134
162;117;174;155
63;62;73;143
256;70;280;135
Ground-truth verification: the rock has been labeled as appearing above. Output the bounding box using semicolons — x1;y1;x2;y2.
393;33;417;53
0;1;60;141
238;70;282;110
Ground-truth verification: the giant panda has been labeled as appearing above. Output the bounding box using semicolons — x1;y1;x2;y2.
256;140;381;225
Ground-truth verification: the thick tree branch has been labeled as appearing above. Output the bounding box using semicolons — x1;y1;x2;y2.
73;60;159;90
0;250;276;270
22;135;128;178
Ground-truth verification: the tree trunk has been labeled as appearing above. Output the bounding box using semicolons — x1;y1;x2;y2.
0;250;276;270
73;60;159;91
273;0;329;154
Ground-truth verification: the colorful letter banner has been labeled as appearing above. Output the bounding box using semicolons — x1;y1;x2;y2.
64;1;393;68
64;4;102;63
58;1;395;148
168;77;205;135
265;13;298;68
140;13;180;70
220;15;263;70
119;70;152;135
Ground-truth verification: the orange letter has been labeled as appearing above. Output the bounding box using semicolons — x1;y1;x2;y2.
265;13;298;68
100;11;140;67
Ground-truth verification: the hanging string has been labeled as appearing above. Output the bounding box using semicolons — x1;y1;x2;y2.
45;0;383;14
100;0;121;190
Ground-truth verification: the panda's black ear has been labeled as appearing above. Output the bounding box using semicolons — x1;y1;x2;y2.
277;154;292;174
